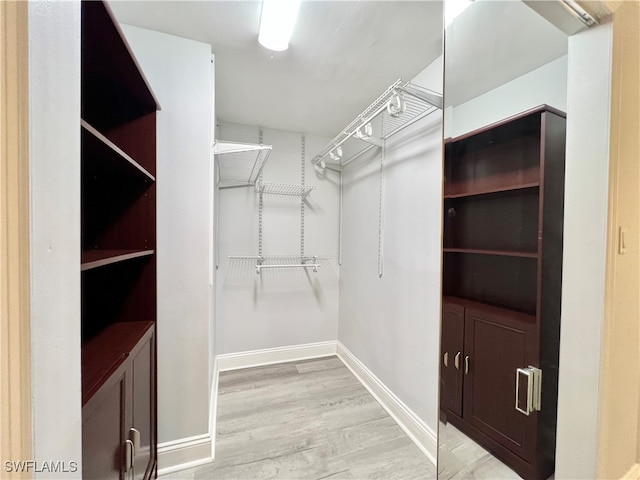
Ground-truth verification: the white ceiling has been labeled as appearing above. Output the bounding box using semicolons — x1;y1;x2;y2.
110;0;444;138
110;0;568;137
445;0;568;107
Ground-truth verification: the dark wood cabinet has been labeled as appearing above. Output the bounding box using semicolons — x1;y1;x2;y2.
82;324;155;480
81;1;159;478
131;328;156;480
82;361;129;480
463;305;537;462
440;106;566;480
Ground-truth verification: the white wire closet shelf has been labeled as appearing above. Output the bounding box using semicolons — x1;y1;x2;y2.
257;182;316;199
311;79;442;171
228;255;322;275
214;140;272;188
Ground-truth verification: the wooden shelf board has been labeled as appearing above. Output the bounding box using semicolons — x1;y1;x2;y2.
444;182;539;199
82;321;153;405
442;248;538;259
442;296;536;323
82;120;155;182
81;249;154;271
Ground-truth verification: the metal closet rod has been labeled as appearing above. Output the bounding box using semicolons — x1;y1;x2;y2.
311;78;442;170
255;263;320;274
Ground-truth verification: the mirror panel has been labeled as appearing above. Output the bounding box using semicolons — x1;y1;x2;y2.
438;2;569;479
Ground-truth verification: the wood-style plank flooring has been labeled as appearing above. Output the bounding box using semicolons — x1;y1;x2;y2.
437;422;521;479
160;356;436;480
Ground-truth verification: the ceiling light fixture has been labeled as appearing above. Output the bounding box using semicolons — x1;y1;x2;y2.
258;0;301;52
559;0;598;27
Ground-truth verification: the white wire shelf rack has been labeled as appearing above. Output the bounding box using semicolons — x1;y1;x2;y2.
228;255;322;275
256;182;316;199
213;140;272;188
311;79;442;171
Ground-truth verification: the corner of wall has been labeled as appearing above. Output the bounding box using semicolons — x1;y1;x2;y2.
336;342;438;465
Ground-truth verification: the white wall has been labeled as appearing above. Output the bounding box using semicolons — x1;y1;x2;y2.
216;123;339;354
121;25;214;447
445;55;568;138
555;21;613;480
338;57;443;446
28;1;82;476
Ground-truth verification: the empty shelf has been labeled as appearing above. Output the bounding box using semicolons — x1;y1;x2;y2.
444;182;540;199
442;296;536;323
82;120;155;182
312;79;442;170
82;321;154;405
81;249;155;271
214;140;272;188
257;182;315;199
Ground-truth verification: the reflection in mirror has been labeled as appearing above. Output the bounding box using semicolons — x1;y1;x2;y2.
438;1;570;479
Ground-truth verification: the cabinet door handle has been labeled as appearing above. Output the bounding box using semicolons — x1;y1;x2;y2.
443;352;449;368
464;356;470;375
124;439;135;472
515;366;543;416
454;352;461;370
129;427;141;451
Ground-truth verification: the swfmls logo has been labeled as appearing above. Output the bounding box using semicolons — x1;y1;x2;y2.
4;460;79;473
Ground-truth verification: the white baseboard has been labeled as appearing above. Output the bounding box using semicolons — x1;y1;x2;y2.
337;342;438;466
157;434;213;476
623;463;640;480
216;341;338;372
208;357;220;462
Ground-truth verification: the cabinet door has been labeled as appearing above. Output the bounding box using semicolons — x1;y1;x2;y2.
131;327;156;480
463;308;537;462
441;303;465;417
83;362;131;480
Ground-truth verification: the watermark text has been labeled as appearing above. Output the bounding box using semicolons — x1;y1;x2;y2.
4;460;78;473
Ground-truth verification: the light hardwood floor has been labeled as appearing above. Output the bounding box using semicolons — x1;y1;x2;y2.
161;356;436;480
437;422;521;480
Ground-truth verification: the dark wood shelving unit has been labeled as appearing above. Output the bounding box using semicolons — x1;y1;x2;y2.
440;105;566;480
81;2;159;478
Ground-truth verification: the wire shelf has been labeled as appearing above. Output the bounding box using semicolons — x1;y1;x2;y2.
214;140;272;188
311;79;442;170
228;255;325;275
257;182;316;199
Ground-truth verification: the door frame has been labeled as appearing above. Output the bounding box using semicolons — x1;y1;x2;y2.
0;0;33;472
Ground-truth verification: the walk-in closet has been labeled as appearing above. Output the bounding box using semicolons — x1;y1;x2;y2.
17;1;640;480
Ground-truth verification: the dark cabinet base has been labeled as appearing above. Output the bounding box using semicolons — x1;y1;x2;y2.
440;297;543;480
82;323;156;479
